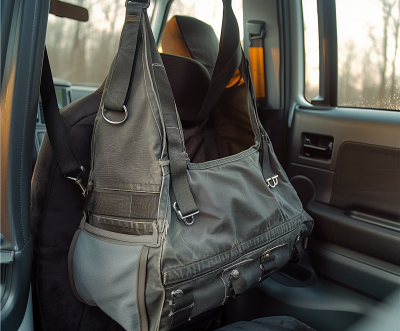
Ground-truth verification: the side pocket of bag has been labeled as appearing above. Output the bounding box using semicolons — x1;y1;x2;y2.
68;228;85;304
68;216;149;331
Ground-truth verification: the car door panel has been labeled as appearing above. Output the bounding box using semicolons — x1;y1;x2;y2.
289;106;400;267
285;0;400;306
0;0;49;329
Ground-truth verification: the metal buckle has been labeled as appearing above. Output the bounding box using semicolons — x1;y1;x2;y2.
102;105;128;125
64;166;87;197
173;202;199;226
125;0;150;8
266;175;279;188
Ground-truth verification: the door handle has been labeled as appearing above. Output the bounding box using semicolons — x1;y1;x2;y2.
302;136;333;160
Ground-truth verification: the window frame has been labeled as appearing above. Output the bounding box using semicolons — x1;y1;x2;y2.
302;0;338;107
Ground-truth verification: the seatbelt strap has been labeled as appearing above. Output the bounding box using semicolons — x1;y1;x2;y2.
40;48;85;194
180;0;242;127
247;20;267;107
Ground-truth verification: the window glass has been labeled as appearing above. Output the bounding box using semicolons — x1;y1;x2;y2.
302;0;320;102
46;0;156;85
337;0;400;110
166;0;244;46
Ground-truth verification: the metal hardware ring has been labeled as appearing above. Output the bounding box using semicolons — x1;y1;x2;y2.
173;202;197;226
102;105;128;125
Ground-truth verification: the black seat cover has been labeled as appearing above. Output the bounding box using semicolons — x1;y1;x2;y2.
30;54;209;331
161;15;219;76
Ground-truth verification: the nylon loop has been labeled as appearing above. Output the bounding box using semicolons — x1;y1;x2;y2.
102;2;144;112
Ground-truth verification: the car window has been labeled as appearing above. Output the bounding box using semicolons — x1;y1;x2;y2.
336;0;399;110
302;0;320;102
165;0;244;46
46;0;156;85
303;0;400;110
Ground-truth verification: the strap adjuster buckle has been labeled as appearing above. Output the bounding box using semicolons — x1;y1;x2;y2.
64;166;87;197
173;202;199;226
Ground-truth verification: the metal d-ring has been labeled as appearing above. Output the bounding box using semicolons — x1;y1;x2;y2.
102;105;128;125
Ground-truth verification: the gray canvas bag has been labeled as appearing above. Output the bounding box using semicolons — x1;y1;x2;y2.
67;1;314;330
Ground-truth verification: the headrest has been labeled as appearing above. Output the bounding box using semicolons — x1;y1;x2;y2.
161;16;219;76
160;53;210;121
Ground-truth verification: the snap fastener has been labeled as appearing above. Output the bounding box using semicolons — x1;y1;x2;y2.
261;252;270;263
230;269;240;279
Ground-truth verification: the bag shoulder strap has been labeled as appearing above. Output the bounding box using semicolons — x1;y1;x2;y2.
180;0;242;127
102;1;145;113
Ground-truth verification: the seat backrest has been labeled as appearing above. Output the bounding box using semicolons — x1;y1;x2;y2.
161;15;219;77
30;53;210;331
161;15;245;89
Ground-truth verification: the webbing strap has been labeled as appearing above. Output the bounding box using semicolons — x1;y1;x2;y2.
153;65;199;217
248;21;267;106
84;190;160;219
102;2;144;112
249;46;266;98
169;292;194;327
261;139;278;181
40;48;82;178
180;0;242;127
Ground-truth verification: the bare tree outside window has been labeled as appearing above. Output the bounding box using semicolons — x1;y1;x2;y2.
166;0;244;46
46;0;156;85
336;0;400;110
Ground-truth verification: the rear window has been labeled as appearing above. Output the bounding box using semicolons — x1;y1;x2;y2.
46;0;155;85
166;0;244;45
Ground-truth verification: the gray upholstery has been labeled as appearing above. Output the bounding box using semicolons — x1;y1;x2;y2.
218;316;316;331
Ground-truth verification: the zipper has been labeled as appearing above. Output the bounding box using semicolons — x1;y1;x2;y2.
163;222;304;287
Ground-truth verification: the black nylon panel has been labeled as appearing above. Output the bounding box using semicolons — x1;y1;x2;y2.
85;191;159;219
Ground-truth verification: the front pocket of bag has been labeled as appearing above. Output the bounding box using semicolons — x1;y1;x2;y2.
161;238;290;330
68;225;149;331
